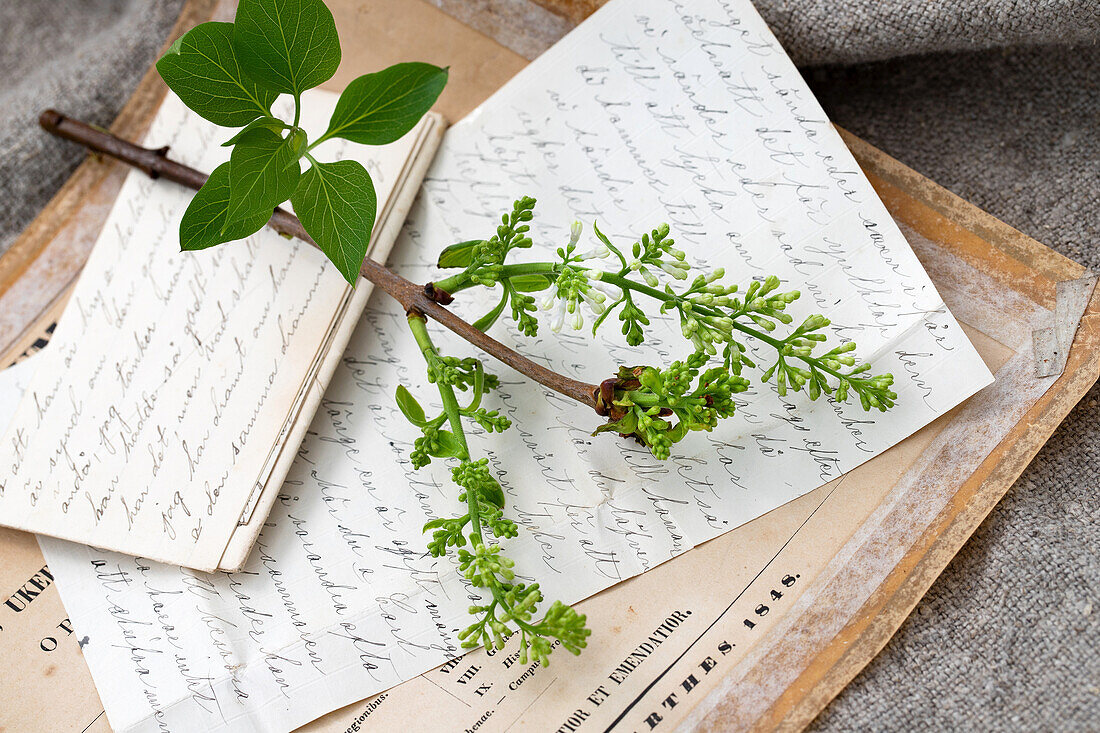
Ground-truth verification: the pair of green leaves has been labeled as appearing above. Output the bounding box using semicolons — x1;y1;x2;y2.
395;384;468;462
157;0;447;283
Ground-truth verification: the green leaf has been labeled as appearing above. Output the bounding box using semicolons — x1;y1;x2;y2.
508;274;553;292
179;162;271;251
438;240;480;268
472;290;508;332
157;22;279;127
479;480;505;509
428;430;462;458
291;159;376;284
395;385;427;425
232;0;341;96
222;115;288;146
323;62;448;145
225;127;305;229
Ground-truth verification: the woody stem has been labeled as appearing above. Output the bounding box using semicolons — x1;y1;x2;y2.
38;109;600;411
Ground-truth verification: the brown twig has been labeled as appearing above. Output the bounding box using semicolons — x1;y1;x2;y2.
39;109;600;410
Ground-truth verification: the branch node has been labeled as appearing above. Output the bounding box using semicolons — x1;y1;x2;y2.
595;379;617;416
424;282;454;305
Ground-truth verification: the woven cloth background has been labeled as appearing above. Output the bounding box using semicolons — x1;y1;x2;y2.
0;1;1096;730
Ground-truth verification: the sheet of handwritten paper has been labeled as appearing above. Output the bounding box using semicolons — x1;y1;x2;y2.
0;357;36;429
0;91;426;572
35;0;993;730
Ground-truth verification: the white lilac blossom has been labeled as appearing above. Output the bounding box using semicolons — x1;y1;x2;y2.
432;199;897;418
420;197;898;665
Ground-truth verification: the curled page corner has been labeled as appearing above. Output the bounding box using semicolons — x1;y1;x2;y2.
1032;273;1097;377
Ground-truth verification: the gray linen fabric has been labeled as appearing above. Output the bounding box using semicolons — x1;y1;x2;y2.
0;0;186;253
760;0;1100;65
0;1;1096;730
805;43;1100;732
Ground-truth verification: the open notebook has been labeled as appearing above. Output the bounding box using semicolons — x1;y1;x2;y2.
0;90;444;572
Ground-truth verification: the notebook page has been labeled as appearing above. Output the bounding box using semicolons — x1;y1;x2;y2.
0;90;423;571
